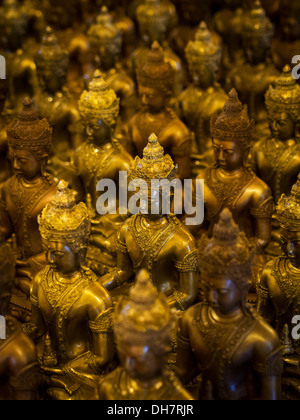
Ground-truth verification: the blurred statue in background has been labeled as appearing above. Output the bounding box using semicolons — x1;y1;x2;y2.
176;209;282;400
23;181;115;400
98;269;193;400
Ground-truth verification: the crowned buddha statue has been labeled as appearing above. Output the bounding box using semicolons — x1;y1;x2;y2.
176;22;228;163
193;89;274;293
123;42;191;180
23;181;115;400
271;0;300;73
0;98;58;321
226;0;279;141
98;269;193;400
86;7;137;127
168;0;212;63
101;133;199;313
0;239;41;400
257;176;300;399
72;70;132;276
0;0;38;113
34;27;82;167
176;208;282;400
132;0;184;97
249;65;300;205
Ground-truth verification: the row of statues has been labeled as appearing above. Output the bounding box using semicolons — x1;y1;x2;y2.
0;0;299;401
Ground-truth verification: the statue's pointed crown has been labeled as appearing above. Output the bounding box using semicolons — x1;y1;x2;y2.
265;65;300;121
79;70;120;128
242;0;274;42
276;174;300;231
35;27;69;72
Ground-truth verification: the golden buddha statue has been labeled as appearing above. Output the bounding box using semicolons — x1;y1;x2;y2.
177;21;228;161
271;0;300;73
34;27;82;163
133;0;185;97
193;89;274;292
0;239;41;400
124;42;191;180
249;65;300;204
98;269;193;400
176;209;282;400
23;181;115;400
257;176;300;399
0;98;58;320
226;0;279;140
101;133;199;312
0;0;38;112
72;70;132;276
87;6;137;126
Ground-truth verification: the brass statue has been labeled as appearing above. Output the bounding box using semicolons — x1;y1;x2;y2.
177;21;228;159
101;133;199;312
226;0;279;140
98;269;193;400
23;181;115;400
34;27;82;162
124;42;191;180
0;239;41;400
257;176;300;399
0;98;57;319
87;7;137;127
72;70;132;276
193;89;274;291
249;65;300;204
176;208;282;400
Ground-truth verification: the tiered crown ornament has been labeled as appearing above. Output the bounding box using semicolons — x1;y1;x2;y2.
199;208;255;290
78;70;120;129
114;269;176;351
185;21;222;76
137;41;175;96
0;0;27;46
210;88;255;151
35;27;69;78
128;133;177;185
136;0;177;40
265;65;300;122
276;175;300;232
242;0;274;46
38;180;91;253
87;6;122;56
7;97;52;159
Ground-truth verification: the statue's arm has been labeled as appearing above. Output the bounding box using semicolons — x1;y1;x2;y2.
0;187;14;240
256;263;276;325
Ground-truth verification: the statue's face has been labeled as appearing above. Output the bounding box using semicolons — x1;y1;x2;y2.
201;275;244;316
213;139;245;171
118;341;165;381
139;85;166;113
42;240;81;276
269;112;295;142
9;148;43;181
280;228;300;269
86;119;112;145
244;38;269;65
190;64;214;89
39;70;64;94
94;45;117;71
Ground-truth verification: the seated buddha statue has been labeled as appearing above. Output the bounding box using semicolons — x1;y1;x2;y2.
71;70;132;276
257;176;300;399
0;98;58;320
176;208;282;400
98;269;193;400
23;181;115;400
0;239;41;400
101;133;199;313
86;7;137;128
0;0;38;113
226;0;279;141
249;65;300;205
123;42;191;180
34;27;83;165
132;0;184;98
176;22;228;164
271;0;300;73
192;89;274;292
